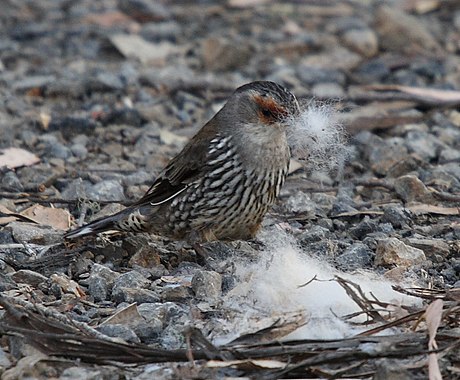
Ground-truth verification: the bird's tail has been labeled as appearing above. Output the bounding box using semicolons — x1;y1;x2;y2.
64;209;130;239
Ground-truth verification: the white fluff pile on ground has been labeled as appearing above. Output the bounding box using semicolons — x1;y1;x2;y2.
287;101;350;174
217;230;421;343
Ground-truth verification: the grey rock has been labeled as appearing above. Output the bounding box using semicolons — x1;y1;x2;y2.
386;156;420;178
60;366;119;380
300;225;330;243
201;37;252;71
191;270;222;302
311;193;336;216
0;346;11;368
331;192;357;216
375;238;426;267
137;302;185;325
9;270;47;287
336;243;373;270
113;287;160;304
0;230;14;244
86;266;117;303
13;75;55;91
122;235;151;256
122;170;152;186
378;223;394;235
437;162;460;181
285;191;316;215
381;205;411;228
86;72;124;92
440;267;457;283
439;147;460;163
111;271;155;303
349;217;378;239
87;275;108;302
394;175;434;203
375;5;442;54
140;21;181;42
0;273;19;292
128;244;161;269
405;238;450;258
120;62;140;85
354;59;390;83
455;10;460;31
374;360;412;380
49;142;72;159
70;143;88;158
113;271;150;289
342;28;378;57
48;116;96;135
1;171;23;191
61;178;92;200
101;108;144;127
404;131;443;161
160;284;191;302
71;134;89;146
301;46;362;71
97;324;140;343
296;66;346;86
8;222;61;244
305;240;340;259
361;134;409;176
311;82;345;98
38;133;58;145
45;78;85;99
134;363;175;380
118;0;172;21
87;180;125;201
132;321;163;343
316;218;334;231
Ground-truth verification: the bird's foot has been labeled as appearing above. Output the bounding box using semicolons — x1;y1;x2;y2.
192;242;209;267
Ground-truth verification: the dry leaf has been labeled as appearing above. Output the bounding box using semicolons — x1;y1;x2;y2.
21;204;71;230
159;129;188;146
0;147;40;169
100;303;142;326
40;112;51;130
229;313;308;345
425;299;443;380
84;11;134;28
288;158;303;174
0;204;18;225
334;210;384;217
425;299;443;350
110;34;176;64
429;352;442;380
50;274;86;298
403;0;440;13
340;101;423;133
446;288;460;302
367;85;460;105
206;359;285;370
407;204;459;216
228;0;270;8
160;276;192;286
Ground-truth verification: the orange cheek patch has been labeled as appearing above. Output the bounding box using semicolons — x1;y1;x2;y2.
253;95;287;124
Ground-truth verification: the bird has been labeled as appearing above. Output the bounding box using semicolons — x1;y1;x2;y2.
64;81;300;243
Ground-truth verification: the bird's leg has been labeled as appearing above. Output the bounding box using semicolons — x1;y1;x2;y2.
189;230;211;267
192;242;209;266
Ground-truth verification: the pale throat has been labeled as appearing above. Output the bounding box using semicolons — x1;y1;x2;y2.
237;123;289;170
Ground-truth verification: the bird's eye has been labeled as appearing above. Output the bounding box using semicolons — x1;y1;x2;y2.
261;108;274;118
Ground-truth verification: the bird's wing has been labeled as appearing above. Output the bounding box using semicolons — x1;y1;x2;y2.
132;121;216;207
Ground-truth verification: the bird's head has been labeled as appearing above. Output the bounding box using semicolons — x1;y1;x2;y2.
217;81;300;139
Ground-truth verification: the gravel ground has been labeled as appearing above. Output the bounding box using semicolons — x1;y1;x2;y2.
1;0;460;379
